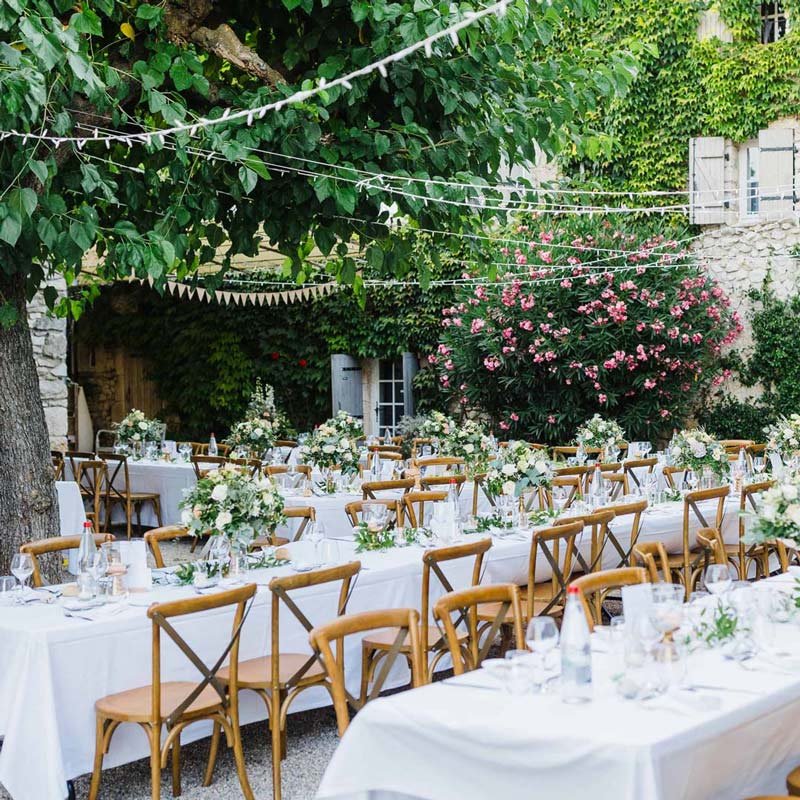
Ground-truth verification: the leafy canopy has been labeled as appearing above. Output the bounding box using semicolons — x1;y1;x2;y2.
0;0;639;323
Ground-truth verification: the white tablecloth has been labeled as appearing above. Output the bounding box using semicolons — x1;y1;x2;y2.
56;482;86;537
318;575;800;800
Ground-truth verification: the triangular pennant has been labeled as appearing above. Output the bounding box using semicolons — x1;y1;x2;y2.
195;287;207;301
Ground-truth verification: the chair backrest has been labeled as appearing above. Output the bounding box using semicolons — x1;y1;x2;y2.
147;583;256;727
366;451;404;470
309;608;424;736
51;450;64;481
528;520;584;618
552;446;601;461
361;477;415;499
21;533;114;586
546;474;584;509
344;499;401;528
434;583;524;674
403;490;448;527
411;437;432;457
558;508;616;574
144;525;193;568
275;439;298;449
367;444;403;455
420;474;466;493
632;541;672;583
65;450;96;481
571;567;650;631
227;457;263;478
266;464;312;478
102;453;131;502
191;454;227;478
720;439;754;454
283;506;316;542
683;485;728;536
603;499;648;568
268;562;360;693
623;458;658;490
76;460;108;524
412;456;465;474
420;539;492;652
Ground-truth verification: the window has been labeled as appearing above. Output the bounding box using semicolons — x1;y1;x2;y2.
376;359;405;436
745;145;759;216
761;2;787;43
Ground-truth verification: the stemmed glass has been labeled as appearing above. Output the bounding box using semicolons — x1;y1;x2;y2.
704;564;733;597
306;520;325;566
752;456;765;475
526;617;559;692
575;445;587;466
683;469;698;491
640;442;652;458
10;553;33;601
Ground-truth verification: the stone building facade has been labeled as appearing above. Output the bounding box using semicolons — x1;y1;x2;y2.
28;275;69;448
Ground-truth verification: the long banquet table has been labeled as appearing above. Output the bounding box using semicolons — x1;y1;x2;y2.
317;573;800;800
0;496;739;800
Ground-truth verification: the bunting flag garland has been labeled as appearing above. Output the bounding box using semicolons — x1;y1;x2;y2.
136;277;342;306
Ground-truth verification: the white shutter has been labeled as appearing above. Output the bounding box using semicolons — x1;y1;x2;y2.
689;136;726;224
758;127;796;219
330;354;363;419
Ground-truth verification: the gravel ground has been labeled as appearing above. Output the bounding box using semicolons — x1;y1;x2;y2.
1;705;340;800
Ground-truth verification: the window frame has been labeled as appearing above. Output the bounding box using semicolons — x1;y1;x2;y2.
739;140;761;221
761;1;788;44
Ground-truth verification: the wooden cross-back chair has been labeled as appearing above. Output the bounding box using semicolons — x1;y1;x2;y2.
361;477;415;499
367;444;403;456
668;485;730;597
266;464;313;487
632;541;672;583
623;458;658;491
21;534;115;587
361;538;492;686
434;584;525;675
51;450;65;481
470;473;498;516
420;473;466;493
213;562;360;800
572;567;650;631
720;439;754;455
191;455;228;479
545;474;584;510
249;506;317;549
88;584;257;800
475;519;584;642
76;459;108;531
402;490;448;528
411;437;433;458
602;499;648;569
556;508;616;576
103;453;163;539
144;526;194;569
344;499;402;529
365;450;404;472
65;450;96;481
309;608;425;737
727;479;777;579
583;463;625;497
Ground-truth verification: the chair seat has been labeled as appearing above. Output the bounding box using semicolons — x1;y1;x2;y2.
108;492;161;504
787;763;800;795
95;682;221;722
218;653;326;689
363;625;462;651
476;596;562;623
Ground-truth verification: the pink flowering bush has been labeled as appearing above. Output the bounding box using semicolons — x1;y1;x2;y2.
429;219;742;442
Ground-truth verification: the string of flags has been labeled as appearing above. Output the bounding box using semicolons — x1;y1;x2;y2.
135;277;343;306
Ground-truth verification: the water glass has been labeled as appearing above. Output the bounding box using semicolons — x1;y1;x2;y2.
526;617;559;690
504;649;532;695
704;564;733;596
0;575;16;605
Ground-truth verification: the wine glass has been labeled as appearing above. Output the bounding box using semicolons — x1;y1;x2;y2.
526;617;559;691
10;553;33;600
704;564;733;596
683;469;698;491
89;547;109;584
306;521;324;566
575;446;587;466
752;456;765;475
640;442;652;458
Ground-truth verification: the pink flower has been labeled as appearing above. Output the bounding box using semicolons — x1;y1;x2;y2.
547;415;556;424
471;318;486;334
483;356;501;372
510;412;519;421
499;421;510;430
598;394;607;404
437;344;451;356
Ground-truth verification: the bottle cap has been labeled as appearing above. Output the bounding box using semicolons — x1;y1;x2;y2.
567;584;580;595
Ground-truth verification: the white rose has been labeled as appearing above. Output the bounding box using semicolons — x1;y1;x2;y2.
502;481;516;496
132;433;141;441
322;445;336;454
254;427;264;437
138;421;148;430
671;446;681;458
211;484;228;502
534;461;547;473
464;443;475;454
501;463;516;476
783;484;798;501
215;510;232;530
180;509;193;526
340;438;350;448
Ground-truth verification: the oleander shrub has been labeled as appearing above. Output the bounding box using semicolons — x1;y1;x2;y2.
430;218;742;443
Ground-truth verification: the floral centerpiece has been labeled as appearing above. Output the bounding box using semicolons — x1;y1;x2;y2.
669;428;729;481
440;419;494;475
114;408;163;445
744;473;800;548
330;409;363;441
179;464;286;551
418;410;455;441
225;418;276;457
765;414;800;456
575;414;625;451
301;417;361;486
485;441;553;498
243;379;297;439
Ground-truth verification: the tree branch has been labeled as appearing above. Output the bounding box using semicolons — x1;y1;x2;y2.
166;1;286;87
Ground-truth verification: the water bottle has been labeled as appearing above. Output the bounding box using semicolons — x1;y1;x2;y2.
591;464;605;505
77;521;96;575
447;478;460;537
384;428;392;445
372;451;382;478
733;446;746;492
208;432;218;457
560;585;593;703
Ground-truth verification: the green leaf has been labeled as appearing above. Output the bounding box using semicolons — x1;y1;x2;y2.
0;302;18;328
169;62;192;91
0;211;21;246
238;165;257;194
70;9;102;35
29;160;48;184
243;154;271;181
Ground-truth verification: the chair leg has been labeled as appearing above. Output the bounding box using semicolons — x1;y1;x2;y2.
154;497;163;527
149;723;162;800
136;503;143;537
171;736;181;797
202;722;221;787
270;690;283;800
87;715;106;800
231;704;255;800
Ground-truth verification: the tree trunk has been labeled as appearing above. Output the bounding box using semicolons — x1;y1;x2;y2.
0;272;58;574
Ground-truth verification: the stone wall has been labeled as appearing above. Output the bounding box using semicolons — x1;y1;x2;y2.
690;218;800;397
27;276;68;448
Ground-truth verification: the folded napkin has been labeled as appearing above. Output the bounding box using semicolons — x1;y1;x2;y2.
62;603;128;622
